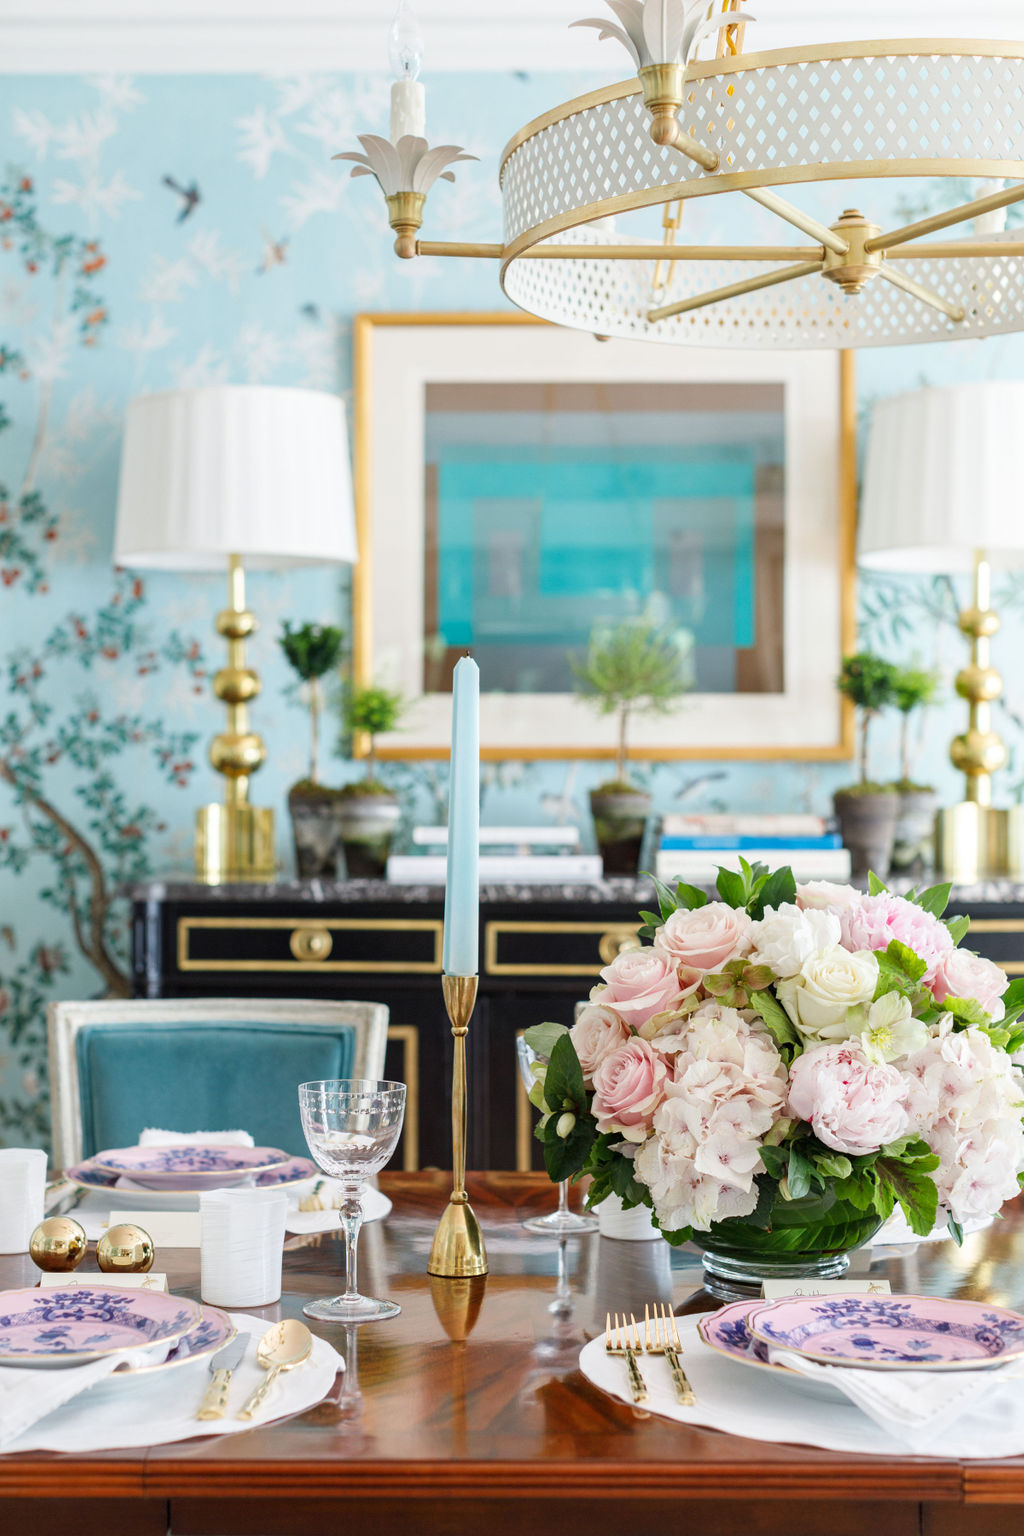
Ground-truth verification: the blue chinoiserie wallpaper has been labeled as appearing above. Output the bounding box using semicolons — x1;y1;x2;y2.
4;71;1024;1143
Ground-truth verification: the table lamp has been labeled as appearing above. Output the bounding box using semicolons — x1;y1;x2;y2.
860;381;1024;881
114;385;357;883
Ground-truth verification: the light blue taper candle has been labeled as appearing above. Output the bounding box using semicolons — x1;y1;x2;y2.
442;656;480;976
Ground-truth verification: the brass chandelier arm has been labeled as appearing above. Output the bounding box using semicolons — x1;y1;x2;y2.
876;265;966;323
887;241;1024;260
865;181;1024;253
653;119;720;173
647;260;823;323
742;188;850;255
417;240;823;262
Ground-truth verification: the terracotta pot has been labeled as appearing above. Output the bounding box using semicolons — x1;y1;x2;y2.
337;792;401;880
833;789;900;883
589;787;652;877
287;785;343;878
891;788;939;875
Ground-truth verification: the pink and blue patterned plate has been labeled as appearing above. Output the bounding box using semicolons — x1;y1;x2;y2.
746;1294;1024;1371
118;1301;235;1379
67;1153;316;1197
0;1285;202;1368
91;1144;290;1190
697;1298;845;1401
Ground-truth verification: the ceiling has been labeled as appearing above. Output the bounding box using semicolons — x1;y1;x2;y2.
4;1;1024;73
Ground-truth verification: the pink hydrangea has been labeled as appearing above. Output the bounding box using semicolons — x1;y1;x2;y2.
839;893;954;977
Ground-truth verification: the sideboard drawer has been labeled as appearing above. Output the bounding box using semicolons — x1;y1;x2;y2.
484;919;641;977
177;916;443;974
961;916;1024;975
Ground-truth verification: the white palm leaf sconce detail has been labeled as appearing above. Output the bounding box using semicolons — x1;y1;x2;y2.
333;1;1024;347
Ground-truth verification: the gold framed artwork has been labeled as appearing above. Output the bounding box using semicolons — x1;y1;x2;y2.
353;313;855;761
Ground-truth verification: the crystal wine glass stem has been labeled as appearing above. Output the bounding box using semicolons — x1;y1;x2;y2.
557;1178;570;1217
337;1188;365;1301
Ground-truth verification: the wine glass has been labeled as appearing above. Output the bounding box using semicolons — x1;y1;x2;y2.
516;1037;598;1236
298;1079;406;1322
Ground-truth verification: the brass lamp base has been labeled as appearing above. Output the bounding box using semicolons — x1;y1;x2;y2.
935;803;1023;883
196;803;276;883
427;1196;488;1280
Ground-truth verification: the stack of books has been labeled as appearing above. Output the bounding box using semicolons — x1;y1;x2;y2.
387;826;603;884
655;813;851;885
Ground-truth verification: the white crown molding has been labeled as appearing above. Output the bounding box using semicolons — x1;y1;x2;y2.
3;2;1023;73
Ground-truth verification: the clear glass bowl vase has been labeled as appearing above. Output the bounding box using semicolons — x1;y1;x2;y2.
692;1188;883;1301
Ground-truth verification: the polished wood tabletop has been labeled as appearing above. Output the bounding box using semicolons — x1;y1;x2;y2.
3;1172;1024;1536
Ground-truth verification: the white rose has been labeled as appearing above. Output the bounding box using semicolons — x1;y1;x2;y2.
796;881;863;912
776;945;879;1043
746;903;842;979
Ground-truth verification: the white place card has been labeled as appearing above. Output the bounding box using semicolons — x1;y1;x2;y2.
38;1271;169;1290
760;1278;892;1299
109;1210;201;1248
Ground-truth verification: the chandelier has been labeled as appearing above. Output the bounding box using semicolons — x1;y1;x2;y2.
337;2;1024;348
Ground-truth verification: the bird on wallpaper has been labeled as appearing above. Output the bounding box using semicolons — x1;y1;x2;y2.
257;230;289;274
161;175;201;223
299;302;321;322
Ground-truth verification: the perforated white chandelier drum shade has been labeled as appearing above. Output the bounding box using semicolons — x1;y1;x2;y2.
860;382;1024;572
114;386;357;571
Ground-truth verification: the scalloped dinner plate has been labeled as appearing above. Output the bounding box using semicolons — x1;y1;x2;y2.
747;1293;1024;1371
64;1154;318;1201
0;1285;202;1368
90;1145;290;1190
697;1299;847;1402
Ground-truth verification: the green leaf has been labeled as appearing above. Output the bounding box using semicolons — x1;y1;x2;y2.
749;989;802;1059
786;1145;813;1200
758;1143;788;1180
541;1032;586;1116
523;1021;569;1061
716;866;747;908
837;1169;878;1212
888;939;927;983
874;941;928;1002
915;882;952;919
749;865;798;921
876;1159;939;1237
1000;977;1024;1025
542;1113;596;1183
942;994;990;1027
947;1212;965;1246
868;871;889;895
737;1175;777;1230
945;915;970;946
812;1151;854;1181
674;882;708;912
647;874;681;921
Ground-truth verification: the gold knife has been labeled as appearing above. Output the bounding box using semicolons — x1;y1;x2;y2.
196;1332;249;1420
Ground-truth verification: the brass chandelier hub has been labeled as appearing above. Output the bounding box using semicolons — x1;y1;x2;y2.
821;211;885;296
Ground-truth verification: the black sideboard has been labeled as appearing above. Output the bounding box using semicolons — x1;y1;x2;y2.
128;877;1024;1173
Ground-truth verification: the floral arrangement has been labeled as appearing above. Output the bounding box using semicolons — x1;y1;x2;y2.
525;865;1024;1246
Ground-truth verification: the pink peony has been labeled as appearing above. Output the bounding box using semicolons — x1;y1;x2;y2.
569;1004;630;1084
839;893;954;976
593;947;695;1029
787;1041;910;1156
653;902;752;973
591;1037;669;1142
929;948;1008;1022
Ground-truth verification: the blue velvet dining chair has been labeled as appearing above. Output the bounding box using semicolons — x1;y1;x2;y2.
47;998;389;1166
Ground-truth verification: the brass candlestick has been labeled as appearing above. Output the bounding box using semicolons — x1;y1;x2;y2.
428;974;488;1278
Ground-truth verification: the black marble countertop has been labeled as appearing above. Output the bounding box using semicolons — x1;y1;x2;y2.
124;876;1024;906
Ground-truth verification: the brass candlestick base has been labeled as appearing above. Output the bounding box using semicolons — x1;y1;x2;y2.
428;974;488;1279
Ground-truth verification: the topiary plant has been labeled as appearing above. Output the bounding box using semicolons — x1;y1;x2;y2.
892;664;941;790
278;621;345;786
571;619;692;790
342;684;406;791
837;651;899;790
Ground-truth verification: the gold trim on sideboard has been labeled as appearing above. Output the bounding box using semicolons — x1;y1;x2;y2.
485;920;641;977
966;920;1024;934
387;1023;420;1172
177;916;443;974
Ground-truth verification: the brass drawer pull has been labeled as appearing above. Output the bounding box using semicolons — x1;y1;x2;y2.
598;928;643;966
289;927;334;963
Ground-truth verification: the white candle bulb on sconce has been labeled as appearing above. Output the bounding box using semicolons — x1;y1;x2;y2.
389;0;426;144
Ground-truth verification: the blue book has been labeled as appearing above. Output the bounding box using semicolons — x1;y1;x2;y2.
660;834;842;851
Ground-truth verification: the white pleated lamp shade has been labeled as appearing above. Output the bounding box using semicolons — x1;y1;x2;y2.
114;385;357;571
860;381;1024;574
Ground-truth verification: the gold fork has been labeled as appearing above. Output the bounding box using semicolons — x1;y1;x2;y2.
297;1179;327;1213
604;1312;647;1404
644;1302;695;1406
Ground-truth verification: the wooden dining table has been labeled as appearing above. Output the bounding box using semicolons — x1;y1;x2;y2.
2;1170;1024;1536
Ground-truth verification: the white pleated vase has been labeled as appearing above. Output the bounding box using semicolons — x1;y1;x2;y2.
595;1193;661;1241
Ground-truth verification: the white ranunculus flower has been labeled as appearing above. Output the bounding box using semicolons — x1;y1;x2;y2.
746;902;842;979
859;991;928;1064
776;945;879;1043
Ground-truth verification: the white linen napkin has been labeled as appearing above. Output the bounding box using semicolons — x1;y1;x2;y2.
767;1347;1024;1451
0;1344;165;1451
138;1129;254;1147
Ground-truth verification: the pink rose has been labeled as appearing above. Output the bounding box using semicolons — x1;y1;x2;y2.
569;1004;630;1084
929;948;1007;1022
594;947;696;1029
653;903;752;973
839;893;953;975
591;1037;669;1143
787;1041;910;1156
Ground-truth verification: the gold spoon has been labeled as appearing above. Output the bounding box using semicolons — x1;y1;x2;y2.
236;1319;313;1421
